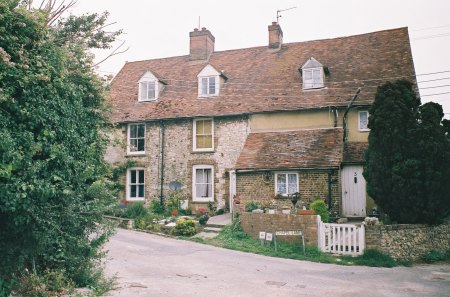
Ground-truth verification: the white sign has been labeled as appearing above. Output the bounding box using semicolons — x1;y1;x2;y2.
259;232;266;240
275;230;303;236
265;233;273;241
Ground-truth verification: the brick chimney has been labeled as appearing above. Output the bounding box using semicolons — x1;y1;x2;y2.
268;22;283;49
189;27;215;61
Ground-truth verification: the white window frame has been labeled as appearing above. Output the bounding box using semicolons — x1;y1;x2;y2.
127;123;146;155
358;111;370;131
193;118;214;152
126;167;145;201
198;76;218;97
192;165;214;202
275;172;299;196
302;67;324;90
138;80;157;102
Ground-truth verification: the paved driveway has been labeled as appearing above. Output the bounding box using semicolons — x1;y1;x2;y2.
104;229;449;297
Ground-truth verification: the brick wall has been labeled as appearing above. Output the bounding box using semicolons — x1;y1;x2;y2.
241;213;319;245
365;223;450;259
106;116;249;209
236;170;341;213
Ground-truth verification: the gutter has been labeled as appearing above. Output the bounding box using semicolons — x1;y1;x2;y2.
342;88;361;142
235;167;340;173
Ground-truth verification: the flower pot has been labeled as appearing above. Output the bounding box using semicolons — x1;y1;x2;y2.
297;209;315;215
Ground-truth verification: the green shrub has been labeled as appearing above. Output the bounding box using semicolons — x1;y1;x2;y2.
173;219;197;236
135;213;161;231
245;200;261;212
198;214;209;226
353;249;396;267
149;199;165;214
310;200;329;222
422;250;450;263
215;208;225;215
180;207;193;216
124;202;148;219
11;269;73;297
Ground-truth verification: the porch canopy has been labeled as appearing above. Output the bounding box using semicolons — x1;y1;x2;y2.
235;128;344;171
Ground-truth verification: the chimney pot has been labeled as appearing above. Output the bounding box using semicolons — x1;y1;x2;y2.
202;27;207;31
194;28;198;31
272;21;277;25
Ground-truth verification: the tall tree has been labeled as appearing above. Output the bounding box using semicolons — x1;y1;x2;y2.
0;0;119;290
364;80;450;224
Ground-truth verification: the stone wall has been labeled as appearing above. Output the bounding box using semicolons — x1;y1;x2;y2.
106;116;249;209
236;170;340;213
240;213;319;245
365;223;450;259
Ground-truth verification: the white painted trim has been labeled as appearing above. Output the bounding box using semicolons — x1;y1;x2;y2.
198;76;219;97
192;118;214;152
358;110;370;131
192;165;214;202
126;167;145;201
274;172;299;196
302;67;324;90
229;170;236;213
127;123;146;155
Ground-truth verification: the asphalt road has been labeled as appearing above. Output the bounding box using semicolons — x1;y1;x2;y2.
103;229;450;297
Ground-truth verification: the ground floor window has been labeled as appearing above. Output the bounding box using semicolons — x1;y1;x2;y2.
275;172;299;196
193;165;214;201
127;168;145;200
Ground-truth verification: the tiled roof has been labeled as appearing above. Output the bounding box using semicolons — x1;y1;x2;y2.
235;128;344;170
108;27;416;123
343;142;368;164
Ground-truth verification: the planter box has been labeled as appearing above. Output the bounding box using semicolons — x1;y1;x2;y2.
297;209;315;215
104;215;134;229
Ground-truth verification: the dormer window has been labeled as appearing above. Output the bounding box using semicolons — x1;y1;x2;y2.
201;76;216;96
138;70;166;102
301;57;325;90
197;64;226;97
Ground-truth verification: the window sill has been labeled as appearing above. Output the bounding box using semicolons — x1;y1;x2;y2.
126;198;145;202
192;149;215;154
138;99;157;102
192;198;214;203
358;129;370;132
126;152;146;157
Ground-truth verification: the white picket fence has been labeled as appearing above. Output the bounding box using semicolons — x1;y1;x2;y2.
318;220;365;256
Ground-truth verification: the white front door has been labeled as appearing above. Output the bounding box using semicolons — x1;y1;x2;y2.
342;165;366;217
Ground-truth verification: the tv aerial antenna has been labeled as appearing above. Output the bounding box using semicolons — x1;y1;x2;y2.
277;6;297;23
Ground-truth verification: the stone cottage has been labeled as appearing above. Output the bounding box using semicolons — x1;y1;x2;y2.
106;22;417;217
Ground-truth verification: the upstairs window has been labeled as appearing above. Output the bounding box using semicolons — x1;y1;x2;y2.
197;64;225;97
127;168;145;200
358;111;370;131
138;70;165;101
139;81;156;101
201;76;216;96
301;57;325;90
275;172;299;196
128;123;145;154
193;118;214;151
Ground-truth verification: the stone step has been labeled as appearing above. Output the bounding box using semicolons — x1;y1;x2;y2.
205;223;226;228
203;227;222;233
192;232;218;239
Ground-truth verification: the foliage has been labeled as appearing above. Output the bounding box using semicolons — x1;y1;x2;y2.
244;200;262;212
310;200;329;223
198;214;209;226
0;1;120;293
166;192;184;212
10;269;74;297
173;219;197;236
421;250;450;263
215;208;225;215
364;80;450;224
149;199;165;214
347;249;396;267
135;213;161;232
124;202;148;220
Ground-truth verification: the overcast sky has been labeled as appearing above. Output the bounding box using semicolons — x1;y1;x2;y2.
70;0;450;117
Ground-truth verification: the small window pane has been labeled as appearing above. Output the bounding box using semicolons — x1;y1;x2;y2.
203;120;212;134
359;112;368;130
138;170;144;183
288;174;298;194
130;125;137;138
196;120;204;134
130;185;136;198
304;70;312;80
277;174;286;194
137;139;144;151
139;82;147;100
147;82;155;99
131;170;136;183
138;185;144;198
208;77;216;94
138;124;145;137
202;78;208;95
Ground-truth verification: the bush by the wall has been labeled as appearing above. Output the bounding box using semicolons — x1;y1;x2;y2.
173;219;197;236
310;200;329;222
245;201;261;212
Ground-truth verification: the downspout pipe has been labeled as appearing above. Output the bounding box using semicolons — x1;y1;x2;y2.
160;120;165;205
342;88;361;142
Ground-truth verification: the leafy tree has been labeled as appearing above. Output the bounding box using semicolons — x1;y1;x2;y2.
0;0;120;290
364;80;450;224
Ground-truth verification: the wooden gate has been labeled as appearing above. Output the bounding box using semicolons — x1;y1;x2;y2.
318;222;365;256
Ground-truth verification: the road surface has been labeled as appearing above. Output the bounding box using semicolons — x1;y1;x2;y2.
103;229;450;296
